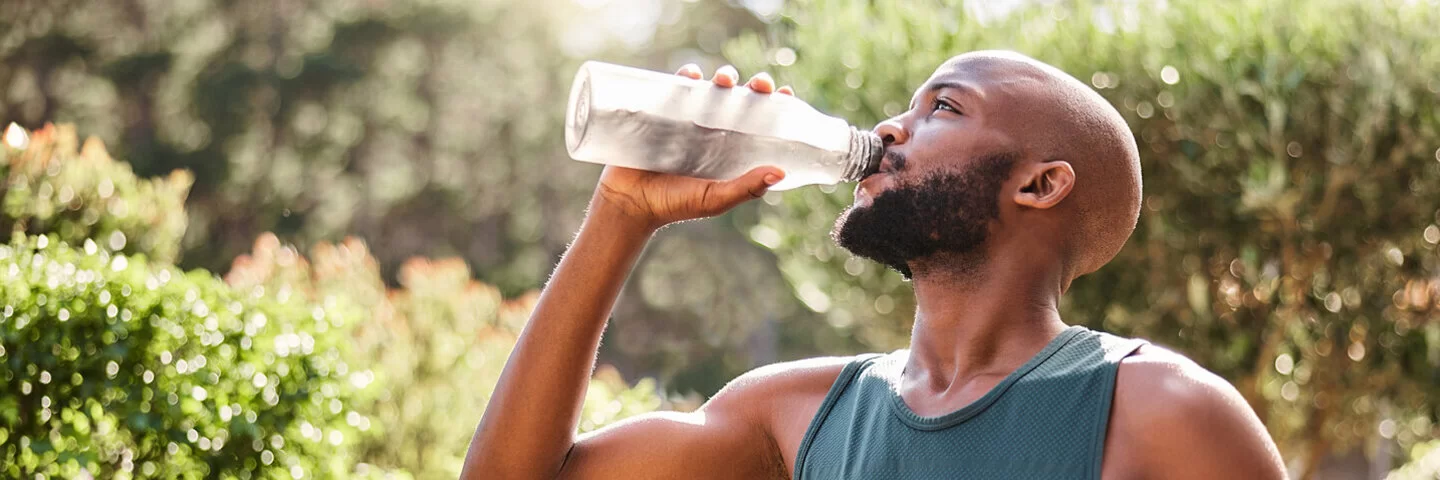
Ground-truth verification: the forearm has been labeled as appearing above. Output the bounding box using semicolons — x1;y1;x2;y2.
462;195;656;478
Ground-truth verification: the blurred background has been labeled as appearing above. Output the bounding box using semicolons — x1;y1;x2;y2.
1;0;1437;478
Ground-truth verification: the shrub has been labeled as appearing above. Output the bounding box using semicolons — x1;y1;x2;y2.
1;124;191;264
0;119;663;479
0;234;365;478
1;125;367;478
227;235;663;479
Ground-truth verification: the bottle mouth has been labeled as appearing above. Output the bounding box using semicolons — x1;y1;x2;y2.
565;65;593;157
842;128;884;182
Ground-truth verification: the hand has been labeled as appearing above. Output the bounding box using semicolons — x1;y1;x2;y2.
594;64;796;231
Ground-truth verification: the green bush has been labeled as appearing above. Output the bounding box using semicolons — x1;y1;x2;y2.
0;232;661;480
1;122;664;478
0;233;365;478
0;125;369;478
226;235;663;479
727;0;1440;472
1;124;191;264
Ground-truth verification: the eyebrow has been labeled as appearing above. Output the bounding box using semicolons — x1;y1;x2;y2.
909;81;981;110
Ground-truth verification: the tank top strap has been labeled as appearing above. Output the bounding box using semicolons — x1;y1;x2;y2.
1099;333;1149;362
791;352;887;479
1080;331;1148;479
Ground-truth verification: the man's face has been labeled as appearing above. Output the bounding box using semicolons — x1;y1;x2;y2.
831;58;1023;278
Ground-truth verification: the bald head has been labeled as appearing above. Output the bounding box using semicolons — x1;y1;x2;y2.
837;50;1140;282
941;51;1141;277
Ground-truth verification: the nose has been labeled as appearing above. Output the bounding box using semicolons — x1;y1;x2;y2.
873;116;909;146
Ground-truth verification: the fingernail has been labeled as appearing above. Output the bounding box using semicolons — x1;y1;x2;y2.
764;173;781;185
717;65;738;79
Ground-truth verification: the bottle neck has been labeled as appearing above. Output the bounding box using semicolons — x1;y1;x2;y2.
842;127;884;182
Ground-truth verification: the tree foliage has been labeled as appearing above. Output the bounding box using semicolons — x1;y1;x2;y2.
0;0;588;291
726;0;1440;471
0;0;807;396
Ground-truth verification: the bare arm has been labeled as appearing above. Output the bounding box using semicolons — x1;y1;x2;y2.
1109;346;1287;479
461;66;793;479
555;357;852;480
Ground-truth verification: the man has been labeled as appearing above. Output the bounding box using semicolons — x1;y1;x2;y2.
463;51;1287;479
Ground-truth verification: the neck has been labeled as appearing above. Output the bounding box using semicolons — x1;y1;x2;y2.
902;247;1069;394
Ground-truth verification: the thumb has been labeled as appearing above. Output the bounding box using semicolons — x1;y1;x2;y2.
701;166;784;214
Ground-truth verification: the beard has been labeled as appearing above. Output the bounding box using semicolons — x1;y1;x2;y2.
831;152;1016;279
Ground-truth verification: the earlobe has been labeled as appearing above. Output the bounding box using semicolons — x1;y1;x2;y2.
1014;161;1075;209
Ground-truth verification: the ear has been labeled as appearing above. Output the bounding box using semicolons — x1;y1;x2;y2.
1014;161;1075;209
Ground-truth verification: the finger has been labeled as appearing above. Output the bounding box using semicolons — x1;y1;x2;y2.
702;166;785;215
745;72;776;93
676;63;702;80
777;85;795;96
712;65;739;88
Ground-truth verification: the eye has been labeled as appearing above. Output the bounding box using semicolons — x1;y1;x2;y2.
931;98;960;115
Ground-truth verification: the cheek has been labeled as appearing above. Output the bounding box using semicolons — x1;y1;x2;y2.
901;134;970;172
906;118;1002;164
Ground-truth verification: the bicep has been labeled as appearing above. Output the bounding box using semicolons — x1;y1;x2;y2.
555;357;848;480
558;409;785;480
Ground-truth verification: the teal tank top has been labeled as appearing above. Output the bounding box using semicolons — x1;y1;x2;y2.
793;326;1146;480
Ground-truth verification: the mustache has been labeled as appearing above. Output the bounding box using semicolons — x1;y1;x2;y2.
884;149;907;171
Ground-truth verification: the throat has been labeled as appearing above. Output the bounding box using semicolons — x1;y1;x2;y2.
896;369;1011;418
894;322;1076;419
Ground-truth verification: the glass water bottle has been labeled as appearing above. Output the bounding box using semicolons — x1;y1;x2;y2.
565;61;882;191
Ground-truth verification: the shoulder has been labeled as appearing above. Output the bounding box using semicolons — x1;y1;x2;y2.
1114;344;1240;410
708;355;864;411
703;354;875;433
705;355;874;472
1107;344;1286;479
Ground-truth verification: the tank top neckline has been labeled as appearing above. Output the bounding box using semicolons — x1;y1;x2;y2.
884;325;1087;431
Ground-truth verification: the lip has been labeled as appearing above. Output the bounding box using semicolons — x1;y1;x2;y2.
856;148;902;202
856;172;893;203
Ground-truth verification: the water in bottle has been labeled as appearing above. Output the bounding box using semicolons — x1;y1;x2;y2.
565;61;882;191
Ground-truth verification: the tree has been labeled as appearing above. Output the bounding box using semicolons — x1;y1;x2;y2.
725;0;1440;474
0;0;589;292
0;0;819;397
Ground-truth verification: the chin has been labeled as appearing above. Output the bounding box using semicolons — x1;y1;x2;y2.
851;194;873;208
